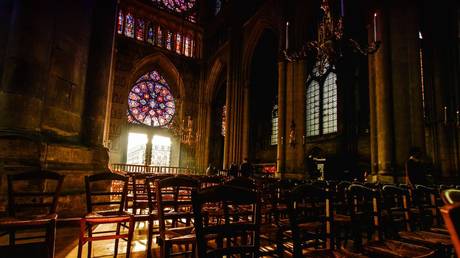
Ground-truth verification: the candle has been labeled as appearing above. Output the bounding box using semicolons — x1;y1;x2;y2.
373;13;377;42
444;106;447;124
341;0;345;17
285;21;289;50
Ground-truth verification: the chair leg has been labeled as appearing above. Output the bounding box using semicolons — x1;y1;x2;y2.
126;217;135;258
114;222;121;258
87;226;92;258
147;218;153;258
78;220;85;258
46;219;57;258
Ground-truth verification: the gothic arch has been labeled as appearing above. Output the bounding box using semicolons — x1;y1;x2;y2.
241;15;280;85
126;52;185;101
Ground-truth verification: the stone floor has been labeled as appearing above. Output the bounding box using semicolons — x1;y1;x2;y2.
57;221;154;258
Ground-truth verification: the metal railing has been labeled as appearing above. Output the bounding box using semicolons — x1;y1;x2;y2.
110;163;198;175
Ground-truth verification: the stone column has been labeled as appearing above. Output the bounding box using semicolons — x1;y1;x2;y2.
82;0;117;147
372;7;395;182
277;59;287;176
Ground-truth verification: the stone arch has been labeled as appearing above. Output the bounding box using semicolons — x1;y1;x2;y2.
126;52;185;101
205;47;229;105
241;17;280;85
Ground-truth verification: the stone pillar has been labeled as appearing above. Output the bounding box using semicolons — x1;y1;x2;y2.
277;59;287;176
372;7;395;182
223;26;244;167
82;0;117;147
389;1;425;173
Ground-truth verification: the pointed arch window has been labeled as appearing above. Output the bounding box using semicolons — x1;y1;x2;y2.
127;70;176;127
221;105;226;137
166;31;173;50
136;18;145;41
147;23;155;44
271;103;279;145
117;10;124;34
305;62;337;137
124;12;134;38
175;33;182;54
156;26;163;47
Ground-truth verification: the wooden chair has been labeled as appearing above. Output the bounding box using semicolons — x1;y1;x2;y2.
192;184;261;258
333;181;352;248
145;174;175;257
0;170;64;258
285;183;332;257
348;184;436;258
440;193;460;256
382;185;453;256
154;176;199;258
77;172;134;258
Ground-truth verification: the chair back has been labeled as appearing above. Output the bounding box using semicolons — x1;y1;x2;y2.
192;184;261;258
441;189;460;205
7;170;64;217
85;172;128;213
335;181;351;215
287;183;333;257
414;184;441;227
348;184;382;241
155;176;199;238
440;203;460;256
131;174;149;214
381;185;412;232
145;174;174;213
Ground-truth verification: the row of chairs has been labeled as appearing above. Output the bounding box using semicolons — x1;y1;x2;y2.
1;170;459;258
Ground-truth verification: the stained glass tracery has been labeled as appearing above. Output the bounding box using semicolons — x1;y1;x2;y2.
128;70;176;127
117;10;124;34
136;19;145;41
147;23;155;44
124;12;134;38
151;0;197;22
305;61;337;137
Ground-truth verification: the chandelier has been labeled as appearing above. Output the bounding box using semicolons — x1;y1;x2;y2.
284;0;380;66
168;115;199;145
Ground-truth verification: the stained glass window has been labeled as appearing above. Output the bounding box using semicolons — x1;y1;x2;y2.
147;23;155;44
166;31;173;50
306;80;320;136
184;36;191;57
305;61;337;137
271;104;278;145
156;26;163;47
128;70;176;127
175;33;182;54
117;10;124;34
124;12;134;38
151;0;197;22
221;105;226;137
322;72;337;134
136;18;145;41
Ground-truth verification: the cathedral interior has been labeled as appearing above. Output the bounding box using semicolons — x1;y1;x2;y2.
0;0;460;257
